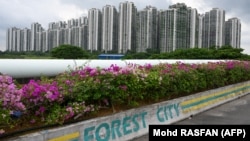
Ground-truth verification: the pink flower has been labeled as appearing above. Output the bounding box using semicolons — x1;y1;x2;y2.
84;107;91;112
85;66;93;73
16;102;26;111
0;75;26;111
66;107;73;112
65;107;75;120
90;69;97;76
45;91;53;99
30;119;36;124
119;85;127;91
226;61;235;70
36;106;46;115
65;80;71;85
115;71;120;76
100;70;106;75
0;129;5;134
39;106;46;113
109;64;120;72
144;63;152;69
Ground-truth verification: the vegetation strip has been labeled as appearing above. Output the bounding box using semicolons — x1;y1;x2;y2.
1;60;250;137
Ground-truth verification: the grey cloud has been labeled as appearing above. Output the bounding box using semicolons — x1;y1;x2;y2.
0;0;249;52
206;0;250;21
59;0;170;10
205;0;250;54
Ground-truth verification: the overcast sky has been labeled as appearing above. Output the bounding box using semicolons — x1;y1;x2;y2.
0;0;249;54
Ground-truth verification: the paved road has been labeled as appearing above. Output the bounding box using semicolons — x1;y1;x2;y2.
131;94;250;141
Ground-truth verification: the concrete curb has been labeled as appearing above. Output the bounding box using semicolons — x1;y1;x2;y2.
5;80;250;141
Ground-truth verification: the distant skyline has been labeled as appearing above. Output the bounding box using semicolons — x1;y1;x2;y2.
1;0;249;54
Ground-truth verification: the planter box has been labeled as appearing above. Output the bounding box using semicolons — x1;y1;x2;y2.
5;80;250;141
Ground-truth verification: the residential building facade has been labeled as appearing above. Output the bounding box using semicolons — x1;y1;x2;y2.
137;6;158;52
88;8;102;52
201;8;225;48
102;5;118;53
6;2;241;53
225;17;241;48
118;1;137;53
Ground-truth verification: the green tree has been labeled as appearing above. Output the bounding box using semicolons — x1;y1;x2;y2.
214;46;244;59
50;44;89;59
146;48;160;54
121;46;250;60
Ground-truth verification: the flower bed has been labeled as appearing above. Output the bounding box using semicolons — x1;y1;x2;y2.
1;60;250;137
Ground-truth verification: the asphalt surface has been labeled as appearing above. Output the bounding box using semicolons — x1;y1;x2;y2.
131;93;250;141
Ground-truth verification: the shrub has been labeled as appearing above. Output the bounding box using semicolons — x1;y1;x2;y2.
1;60;250;135
50;44;89;59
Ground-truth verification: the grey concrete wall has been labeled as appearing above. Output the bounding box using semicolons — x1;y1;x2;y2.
5;80;250;141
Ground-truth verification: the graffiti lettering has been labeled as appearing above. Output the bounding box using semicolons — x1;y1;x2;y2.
156;103;180;122
51;103;181;141
84;111;147;141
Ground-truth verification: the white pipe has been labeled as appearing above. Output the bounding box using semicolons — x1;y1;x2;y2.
0;59;225;78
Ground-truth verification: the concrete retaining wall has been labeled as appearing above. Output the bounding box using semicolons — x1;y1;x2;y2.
6;80;250;141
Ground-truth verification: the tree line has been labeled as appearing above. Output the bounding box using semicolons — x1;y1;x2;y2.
1;44;250;60
123;46;250;60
